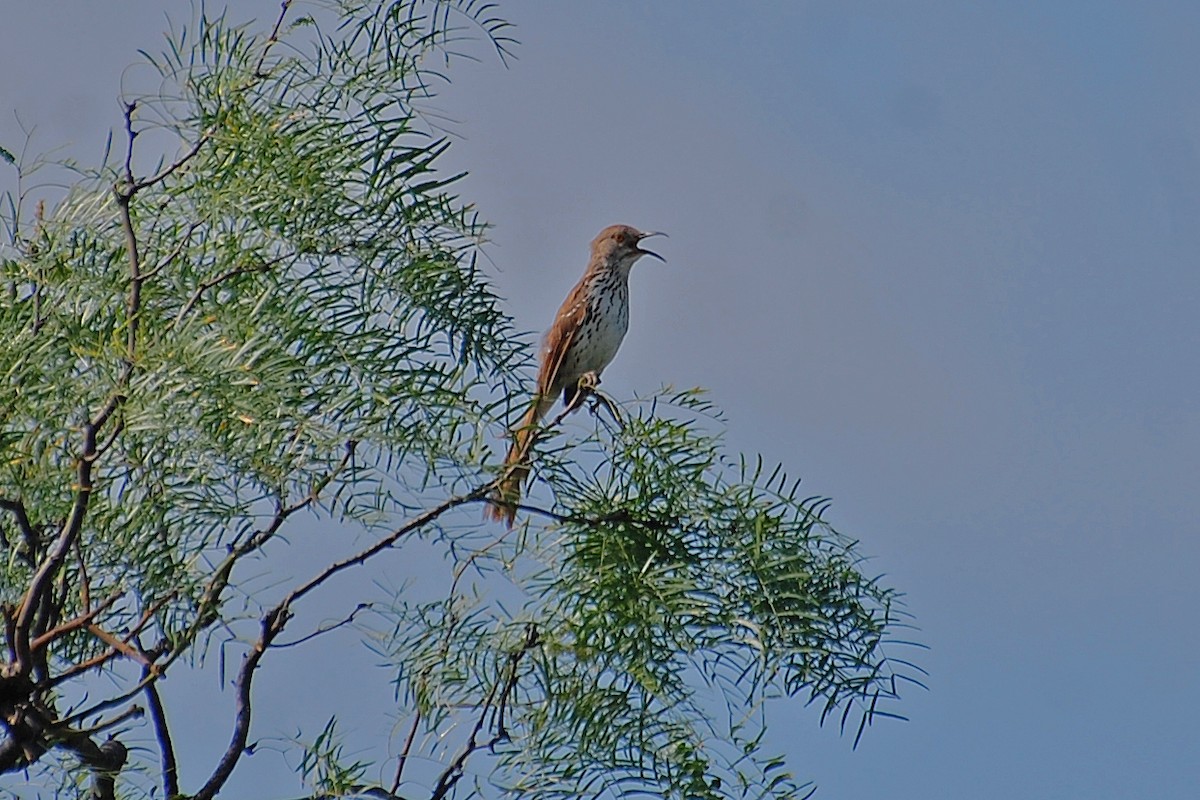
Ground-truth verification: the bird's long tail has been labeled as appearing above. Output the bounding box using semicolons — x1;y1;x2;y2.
486;395;554;526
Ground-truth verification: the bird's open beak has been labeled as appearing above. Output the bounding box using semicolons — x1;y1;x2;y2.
636;230;667;262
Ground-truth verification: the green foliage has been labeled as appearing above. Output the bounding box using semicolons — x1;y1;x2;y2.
0;3;918;799
373;391;916;800
2;0;519;648
297;717;373;796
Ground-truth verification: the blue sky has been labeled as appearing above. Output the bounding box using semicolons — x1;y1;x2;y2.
4;2;1198;797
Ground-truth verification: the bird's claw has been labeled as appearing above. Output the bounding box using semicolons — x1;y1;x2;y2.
564;371;601;414
562;371;624;429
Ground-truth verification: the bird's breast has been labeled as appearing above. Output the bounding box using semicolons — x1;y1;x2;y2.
562;279;629;378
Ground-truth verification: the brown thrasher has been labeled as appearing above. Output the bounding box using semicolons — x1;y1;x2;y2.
486;224;665;526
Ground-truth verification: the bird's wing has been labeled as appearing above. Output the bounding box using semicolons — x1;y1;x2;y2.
537;280;589;399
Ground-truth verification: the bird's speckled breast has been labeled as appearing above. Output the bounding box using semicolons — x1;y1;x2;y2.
560;275;629;384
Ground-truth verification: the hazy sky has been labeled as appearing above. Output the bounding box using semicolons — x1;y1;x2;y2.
4;2;1199;798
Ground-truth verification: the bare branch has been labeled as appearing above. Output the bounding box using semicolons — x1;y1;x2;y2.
86;624;152;668
390;707;422;794
255;0;294;77
190;606;288;800
54;665;162;728
43;647;122;690
115;102;144;361
43;592;174;690
62;704;145;740
288;484;494;608
430;671;499;800
193;480;496;800
142;669;180;799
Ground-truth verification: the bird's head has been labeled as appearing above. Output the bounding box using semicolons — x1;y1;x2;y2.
591;224;666;267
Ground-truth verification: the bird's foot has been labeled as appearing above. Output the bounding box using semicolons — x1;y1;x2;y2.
564;371;601;414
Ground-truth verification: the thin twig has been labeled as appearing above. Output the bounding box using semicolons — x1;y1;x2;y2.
74;538;91;611
120;102;138;189
116;103;144;360
491;623;539;747
390;707;422;793
508;501;673;532
174;256;285;325
42;592;174;690
140;220;202;281
271;602;371;649
190;440;358;641
60;704;144;739
43;647;122;690
254;0;294;77
54;665;163;728
173;240;352;328
86;624;152;668
129;135;207;194
390;530;510;795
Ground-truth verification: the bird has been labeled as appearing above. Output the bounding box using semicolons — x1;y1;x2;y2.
486;224;665;526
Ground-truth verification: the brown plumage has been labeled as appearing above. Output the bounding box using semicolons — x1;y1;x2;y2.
486;224;665;526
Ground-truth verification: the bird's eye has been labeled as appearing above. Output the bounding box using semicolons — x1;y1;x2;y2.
615;233;627;244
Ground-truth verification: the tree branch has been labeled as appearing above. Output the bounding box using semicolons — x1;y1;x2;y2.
390;707;422;794
491;623;539;747
430;671;500;800
173;254;289;325
190;606;288;800
129;135;207;195
288;484;494;608
191;480;494;800
12;420;100;676
255;0;294;78
189;440;358;643
142;669;180;799
43;592;174;690
13;95;156;681
29;589;122;654
140;220;202;281
57;721;134;800
0;497;39;567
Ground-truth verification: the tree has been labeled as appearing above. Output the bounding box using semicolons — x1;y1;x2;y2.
0;2;920;798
